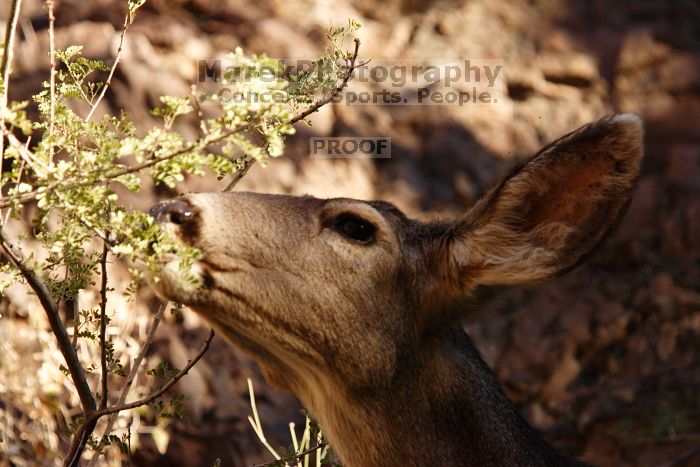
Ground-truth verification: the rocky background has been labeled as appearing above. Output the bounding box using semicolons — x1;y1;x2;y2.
1;0;699;466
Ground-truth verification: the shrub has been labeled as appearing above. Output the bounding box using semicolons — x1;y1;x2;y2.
0;1;359;464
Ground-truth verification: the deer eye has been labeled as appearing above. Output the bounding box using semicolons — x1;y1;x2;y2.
334;213;376;244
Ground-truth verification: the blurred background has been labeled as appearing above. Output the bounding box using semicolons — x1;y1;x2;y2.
1;0;699;465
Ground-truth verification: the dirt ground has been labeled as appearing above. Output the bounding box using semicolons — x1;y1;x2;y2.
2;0;699;465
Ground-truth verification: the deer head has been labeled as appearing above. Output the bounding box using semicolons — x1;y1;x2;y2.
151;114;643;466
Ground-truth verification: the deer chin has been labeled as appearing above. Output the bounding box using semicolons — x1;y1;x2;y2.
152;257;206;305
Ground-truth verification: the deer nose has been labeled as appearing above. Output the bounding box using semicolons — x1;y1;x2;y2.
149;201;194;226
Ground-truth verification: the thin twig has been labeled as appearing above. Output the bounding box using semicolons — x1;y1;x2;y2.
190;84;209;136
115;302;167;410
3;153;24;224
247;378;281;461
84;8;131;122
84;301;167;467
224;38;362;192
98;240;109;411
0;0;24;200
0;0;22;106
6;132;51;173
253;442;328;467
223;156;254;191
47;0;56;162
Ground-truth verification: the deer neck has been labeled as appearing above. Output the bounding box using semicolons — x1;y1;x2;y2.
295;327;581;467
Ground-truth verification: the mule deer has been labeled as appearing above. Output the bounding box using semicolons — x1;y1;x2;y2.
151;114;643;466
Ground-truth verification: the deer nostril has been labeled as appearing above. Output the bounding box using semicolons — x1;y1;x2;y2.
168;208;190;225
149;201;194;225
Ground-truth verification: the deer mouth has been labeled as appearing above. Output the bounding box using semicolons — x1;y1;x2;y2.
150;255;203;305
147;199;252;304
147;199;208;301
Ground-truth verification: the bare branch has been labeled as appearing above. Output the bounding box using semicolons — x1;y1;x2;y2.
0;0;24;201
0;0;22;104
84;8;131;122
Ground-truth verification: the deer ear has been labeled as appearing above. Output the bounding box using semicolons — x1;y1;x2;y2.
446;114;643;288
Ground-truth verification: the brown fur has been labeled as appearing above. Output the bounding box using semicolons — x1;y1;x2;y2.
153;114;644;466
